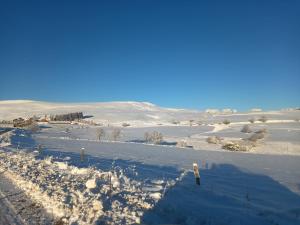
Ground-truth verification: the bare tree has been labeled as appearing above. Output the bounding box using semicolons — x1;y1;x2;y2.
151;131;163;144
96;128;105;141
144;131;163;144
111;128;121;141
144;132;151;142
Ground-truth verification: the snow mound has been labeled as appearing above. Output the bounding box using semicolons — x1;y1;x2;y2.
0;151;174;224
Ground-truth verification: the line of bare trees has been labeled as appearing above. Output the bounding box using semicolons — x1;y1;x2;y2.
50;112;84;121
96;128;121;141
144;131;163;144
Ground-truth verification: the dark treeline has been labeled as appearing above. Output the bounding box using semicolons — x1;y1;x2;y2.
50;112;83;121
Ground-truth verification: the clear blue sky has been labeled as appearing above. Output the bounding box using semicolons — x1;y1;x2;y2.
0;0;299;110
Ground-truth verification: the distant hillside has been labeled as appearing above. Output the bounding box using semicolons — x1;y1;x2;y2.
0;100;299;127
0;100;200;126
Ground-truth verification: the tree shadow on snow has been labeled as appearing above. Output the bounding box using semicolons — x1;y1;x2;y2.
141;164;300;225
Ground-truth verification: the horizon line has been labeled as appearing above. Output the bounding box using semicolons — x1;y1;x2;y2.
0;99;299;112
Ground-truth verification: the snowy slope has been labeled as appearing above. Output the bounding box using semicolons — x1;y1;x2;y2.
1;100;299;127
0;100;200;126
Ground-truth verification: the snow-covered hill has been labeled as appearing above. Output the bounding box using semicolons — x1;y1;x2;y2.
1;100;299;127
0;100;200;126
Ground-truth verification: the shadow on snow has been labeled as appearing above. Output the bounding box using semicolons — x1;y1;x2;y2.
141;164;300;225
4;128;300;225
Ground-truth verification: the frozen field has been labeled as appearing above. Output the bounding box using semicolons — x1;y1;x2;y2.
0;100;300;224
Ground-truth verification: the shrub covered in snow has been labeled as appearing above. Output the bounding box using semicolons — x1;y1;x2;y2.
223;119;230;125
258;116;267;123
248;118;255;123
122;122;130;127
206;136;222;144
171;120;180;125
255;128;267;134
222;141;252;152
222;142;241;151
248;132;265;142
241;125;252;133
176;140;187;148
196;120;204;126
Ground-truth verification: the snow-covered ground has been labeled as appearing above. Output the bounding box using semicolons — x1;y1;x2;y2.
0;100;300;224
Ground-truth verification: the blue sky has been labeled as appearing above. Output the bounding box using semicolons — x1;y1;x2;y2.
0;0;299;110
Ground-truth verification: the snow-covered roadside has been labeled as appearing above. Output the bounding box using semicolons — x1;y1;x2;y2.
0;169;53;225
0;150;179;225
0;129;13;147
0;183;25;225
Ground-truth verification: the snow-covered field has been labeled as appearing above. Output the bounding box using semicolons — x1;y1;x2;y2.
1;100;300;225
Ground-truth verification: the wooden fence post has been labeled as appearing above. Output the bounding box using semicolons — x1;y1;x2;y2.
38;144;42;154
193;163;200;185
80;147;85;162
